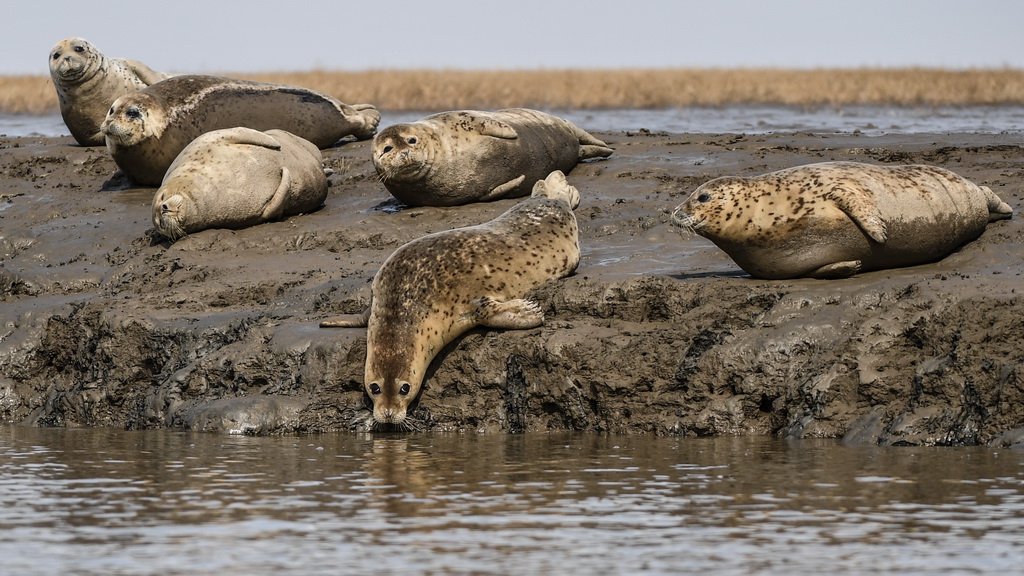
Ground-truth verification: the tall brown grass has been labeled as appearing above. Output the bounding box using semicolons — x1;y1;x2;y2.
4;68;1024;115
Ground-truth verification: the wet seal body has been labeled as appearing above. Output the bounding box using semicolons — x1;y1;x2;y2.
152;127;330;241
101;74;380;186
321;171;582;428
372;108;612;207
49;37;171;146
671;161;1013;279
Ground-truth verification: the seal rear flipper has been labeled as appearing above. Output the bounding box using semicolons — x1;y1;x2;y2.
261;167;292;220
981;186;1013;221
471;297;544;329
531;170;580;209
806;260;862;279
579;144;614;161
826;185;888;243
480;176;527;201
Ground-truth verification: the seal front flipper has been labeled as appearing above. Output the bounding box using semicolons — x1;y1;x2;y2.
121;58;171;86
806;260;862;279
825;185;887;243
470;297;544;329
453;112;518;139
261;167;292;220
217;127;283;150
479;176;527;201
320;305;371;328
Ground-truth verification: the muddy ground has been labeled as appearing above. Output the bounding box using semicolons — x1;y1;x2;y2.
1;127;1022;445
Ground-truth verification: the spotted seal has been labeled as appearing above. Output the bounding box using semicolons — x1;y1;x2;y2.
671;161;1013;279
48;37;171;146
152;127;330;241
372;108;612;206
101;74;380;186
321;170;582;428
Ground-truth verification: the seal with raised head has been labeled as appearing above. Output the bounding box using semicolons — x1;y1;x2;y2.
372;108;612;206
671;161;1013;279
101;74;380;186
49;37;171;146
320;170;582;428
152;127;330;241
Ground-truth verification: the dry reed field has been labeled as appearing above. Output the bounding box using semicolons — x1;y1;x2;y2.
3;68;1024;114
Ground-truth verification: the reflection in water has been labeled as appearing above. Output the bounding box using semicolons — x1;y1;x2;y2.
2;426;1023;575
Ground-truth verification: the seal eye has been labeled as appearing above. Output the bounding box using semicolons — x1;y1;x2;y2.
369;383;382;395
52;52;60;61
74;45;85;53
126;107;142;120
382;145;393;154
399;383;411;395
696;193;712;203
407;137;417;145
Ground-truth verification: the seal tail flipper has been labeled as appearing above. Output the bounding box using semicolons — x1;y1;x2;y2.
531;170;580;209
826;185;888;243
261;167;292;220
981;186;1013;221
320;306;371;328
470;297;545;329
340;106;381;140
569;124;613;160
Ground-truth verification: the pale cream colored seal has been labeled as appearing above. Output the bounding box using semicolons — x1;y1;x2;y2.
671;161;1013;279
372;108;612;206
101;74;380;186
321;170;582;428
152;127;330;241
48;37;171;146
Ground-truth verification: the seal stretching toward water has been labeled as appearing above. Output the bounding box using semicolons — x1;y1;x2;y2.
152;127;330;241
671;161;1013;279
321;170;582;428
372;108;612;206
49;37;171;146
101;74;380;186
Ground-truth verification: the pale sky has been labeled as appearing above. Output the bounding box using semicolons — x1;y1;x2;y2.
6;0;1024;75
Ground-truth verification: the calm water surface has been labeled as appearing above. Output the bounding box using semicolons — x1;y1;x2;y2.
4;105;1024;138
2;425;1023;575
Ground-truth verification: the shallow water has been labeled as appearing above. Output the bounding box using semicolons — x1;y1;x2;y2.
4;104;1024;139
3;425;1023;575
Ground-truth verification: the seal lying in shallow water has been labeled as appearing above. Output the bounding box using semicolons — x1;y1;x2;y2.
152;127;330;241
321;170;582;428
671;161;1013;279
101;74;380;186
48;37;171;146
372;108;612;206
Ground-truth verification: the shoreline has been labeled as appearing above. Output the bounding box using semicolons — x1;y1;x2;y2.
1;129;1022;444
5;67;1024;114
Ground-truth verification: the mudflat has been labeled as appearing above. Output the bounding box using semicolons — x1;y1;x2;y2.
1;129;1022;445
